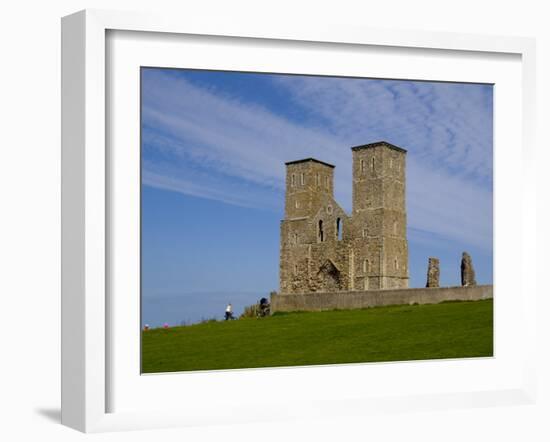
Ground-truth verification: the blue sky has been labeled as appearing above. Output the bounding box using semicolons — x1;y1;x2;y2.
141;68;493;327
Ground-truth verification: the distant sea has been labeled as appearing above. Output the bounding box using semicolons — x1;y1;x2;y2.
141;291;268;328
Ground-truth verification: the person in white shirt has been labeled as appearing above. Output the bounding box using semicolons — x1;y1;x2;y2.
225;303;233;321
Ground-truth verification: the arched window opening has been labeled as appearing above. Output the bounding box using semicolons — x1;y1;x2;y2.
361;159;365;173
336;218;343;241
363;259;370;273
318;220;324;243
371;157;375;171
291;174;295;186
295;199;300;209
362;228;367;238
293;233;298;245
394;257;399;270
300;173;305;185
316;173;320;186
294;264;298;276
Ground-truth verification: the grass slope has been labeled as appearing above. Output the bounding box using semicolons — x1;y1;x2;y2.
142;299;493;373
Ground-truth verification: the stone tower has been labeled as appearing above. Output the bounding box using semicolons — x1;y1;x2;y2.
279;142;409;294
350;142;409;290
279;158;350;294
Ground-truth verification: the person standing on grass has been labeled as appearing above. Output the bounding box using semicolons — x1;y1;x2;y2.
225;303;233;320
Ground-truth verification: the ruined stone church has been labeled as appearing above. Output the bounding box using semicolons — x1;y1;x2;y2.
279;141;409;294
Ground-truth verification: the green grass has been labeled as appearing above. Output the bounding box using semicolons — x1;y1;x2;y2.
141;299;493;373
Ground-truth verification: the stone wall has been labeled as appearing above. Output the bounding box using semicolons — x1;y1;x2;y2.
271;285;493;313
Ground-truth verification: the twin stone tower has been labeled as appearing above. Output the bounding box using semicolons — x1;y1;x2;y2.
280;141;409;295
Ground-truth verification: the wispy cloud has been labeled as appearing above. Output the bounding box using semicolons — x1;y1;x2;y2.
274;75;493;185
141;69;493;252
143;162;280;211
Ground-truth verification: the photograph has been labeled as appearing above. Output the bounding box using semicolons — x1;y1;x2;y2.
140;67;494;373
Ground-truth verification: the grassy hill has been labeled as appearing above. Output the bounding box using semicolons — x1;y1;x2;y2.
141;299;493;373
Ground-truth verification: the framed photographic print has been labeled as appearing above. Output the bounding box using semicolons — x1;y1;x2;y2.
61;9;537;433
139;67;494;374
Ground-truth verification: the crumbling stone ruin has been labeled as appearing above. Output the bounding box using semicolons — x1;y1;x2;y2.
279;141;409;294
461;252;477;286
426;257;440;288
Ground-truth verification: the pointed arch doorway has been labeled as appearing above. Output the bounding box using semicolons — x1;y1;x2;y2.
317;259;342;292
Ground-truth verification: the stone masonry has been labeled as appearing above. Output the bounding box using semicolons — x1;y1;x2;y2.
426;257;440;288
461;252;477;286
271;285;493;313
279;141;409;294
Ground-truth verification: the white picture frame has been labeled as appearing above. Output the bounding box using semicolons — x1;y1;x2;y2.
61;9;537;433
